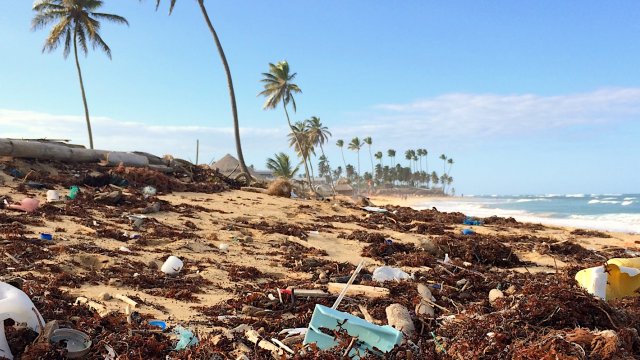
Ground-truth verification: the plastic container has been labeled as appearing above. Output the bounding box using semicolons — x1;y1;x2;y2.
0;282;46;360
161;256;183;275
462;228;475;235
148;320;167;330
49;329;91;359
39;233;53;241
46;190;60;202
68;186;80;200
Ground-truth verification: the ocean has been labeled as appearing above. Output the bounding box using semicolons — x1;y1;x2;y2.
413;194;640;234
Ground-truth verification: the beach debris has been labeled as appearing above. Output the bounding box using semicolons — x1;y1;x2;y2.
141;202;161;214
462;228;475;235
372;266;412;282
94;190;122;205
147;319;167;330
0;282;46;360
99;292;112;301
218;243;229;252
114;294;138;308
67;185;80;200
327;283;390;299
75;297;109;317
303;304;402;359
266;178;292;198
362;206;388;213
488;288;504;305
142;185;157;198
7;197;40;213
386;303;415;336
173;325;198;350
331;259;365;309
49;328;92;359
161;255;184;275
39;233;53;241
463;216;482;226
575;257;640;300
45;190;60;203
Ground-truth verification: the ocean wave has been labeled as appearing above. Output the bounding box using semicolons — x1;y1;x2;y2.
622;201;634;206
624;197;637;201
515;198;549;203
588;199;620;204
565;194;585;198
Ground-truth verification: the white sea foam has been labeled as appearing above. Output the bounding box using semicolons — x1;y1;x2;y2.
515;198;549;203
565;194;585;198
412;199;640;234
588;199;620;204
622;201;634;206
624;197;637;201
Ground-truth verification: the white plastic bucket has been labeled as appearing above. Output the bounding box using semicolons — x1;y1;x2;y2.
46;190;60;202
0;282;45;359
161;256;183;275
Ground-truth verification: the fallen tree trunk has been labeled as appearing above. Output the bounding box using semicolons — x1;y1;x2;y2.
0;139;150;167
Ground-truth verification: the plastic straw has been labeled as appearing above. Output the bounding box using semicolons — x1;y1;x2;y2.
332;259;365;309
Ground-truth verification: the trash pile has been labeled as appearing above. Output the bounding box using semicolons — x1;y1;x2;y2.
1;158;640;359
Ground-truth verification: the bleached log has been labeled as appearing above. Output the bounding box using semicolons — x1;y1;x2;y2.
327;283;390;298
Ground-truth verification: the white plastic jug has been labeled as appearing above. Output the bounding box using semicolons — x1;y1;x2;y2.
0;282;45;360
161;256;183;275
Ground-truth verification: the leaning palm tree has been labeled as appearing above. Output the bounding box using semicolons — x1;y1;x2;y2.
154;0;251;179
32;0;128;150
363;136;374;178
336;139;348;171
348;137;363;179
447;158;454;176
259;61;313;189
266;152;299;179
287;121;315;180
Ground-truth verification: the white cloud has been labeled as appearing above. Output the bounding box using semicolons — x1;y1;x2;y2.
336;87;640;143
0;109;285;164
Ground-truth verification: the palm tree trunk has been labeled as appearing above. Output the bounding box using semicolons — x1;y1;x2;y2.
368;145;374;178
73;30;94;150
340;148;347;173
283;101;313;191
197;0;251;180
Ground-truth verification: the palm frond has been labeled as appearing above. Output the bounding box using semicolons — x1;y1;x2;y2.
91;12;129;26
91;31;112;58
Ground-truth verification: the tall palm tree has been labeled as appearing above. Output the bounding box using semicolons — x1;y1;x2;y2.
374;151;383;167
421;148;429;174
32;0;128;150
363;136;374;177
155;0;251;179
336;139;348;172
439;154;447;176
287;121;315;180
387;149;396;168
259;61;313;189
266;152;299;179
306;116;335;193
447;158;454;176
404;150;414;172
348;137;363;192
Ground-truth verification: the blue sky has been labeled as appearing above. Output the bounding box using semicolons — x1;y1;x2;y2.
1;1;639;195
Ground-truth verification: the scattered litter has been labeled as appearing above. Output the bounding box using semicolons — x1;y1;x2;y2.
46;190;60;203
142;185;157;198
462;228;475;235
148;320;167;330
218;243;229;252
0;282;46;360
575;257;640;300
173;325;198;350
303;304;402;358
8;197;40;213
161;256;183;275
362;206;388;213
68;185;80;200
463;217;482;226
39;233;53;241
49;328;92;359
372;266;411;282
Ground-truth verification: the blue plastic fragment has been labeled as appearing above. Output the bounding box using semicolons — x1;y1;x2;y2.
173;325;198;350
303;304;402;359
462;228;475;235
148;320;167;330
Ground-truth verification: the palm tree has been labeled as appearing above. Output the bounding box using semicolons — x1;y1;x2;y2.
431;171;439;190
404;150;414;172
336;139;348;173
287;121;315;180
439;154;447;176
266;152;299;179
363;136;374;177
259;61;313;189
154;0;251;179
387;149;396;168
307;116;335;192
374;151;383;168
348;137;363;179
447;158;454;176
421;148;429;174
32;0;128;150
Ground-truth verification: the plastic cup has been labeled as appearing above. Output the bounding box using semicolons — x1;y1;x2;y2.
46;190;60;202
161;256;183;275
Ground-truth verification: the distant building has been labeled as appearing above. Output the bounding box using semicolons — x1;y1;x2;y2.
334;183;354;196
211;154;274;180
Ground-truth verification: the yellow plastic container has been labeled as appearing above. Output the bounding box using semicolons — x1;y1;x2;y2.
575;257;640;300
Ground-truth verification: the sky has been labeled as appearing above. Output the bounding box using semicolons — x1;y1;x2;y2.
1;0;639;195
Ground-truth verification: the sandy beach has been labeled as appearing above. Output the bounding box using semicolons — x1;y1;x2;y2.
1;162;640;358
